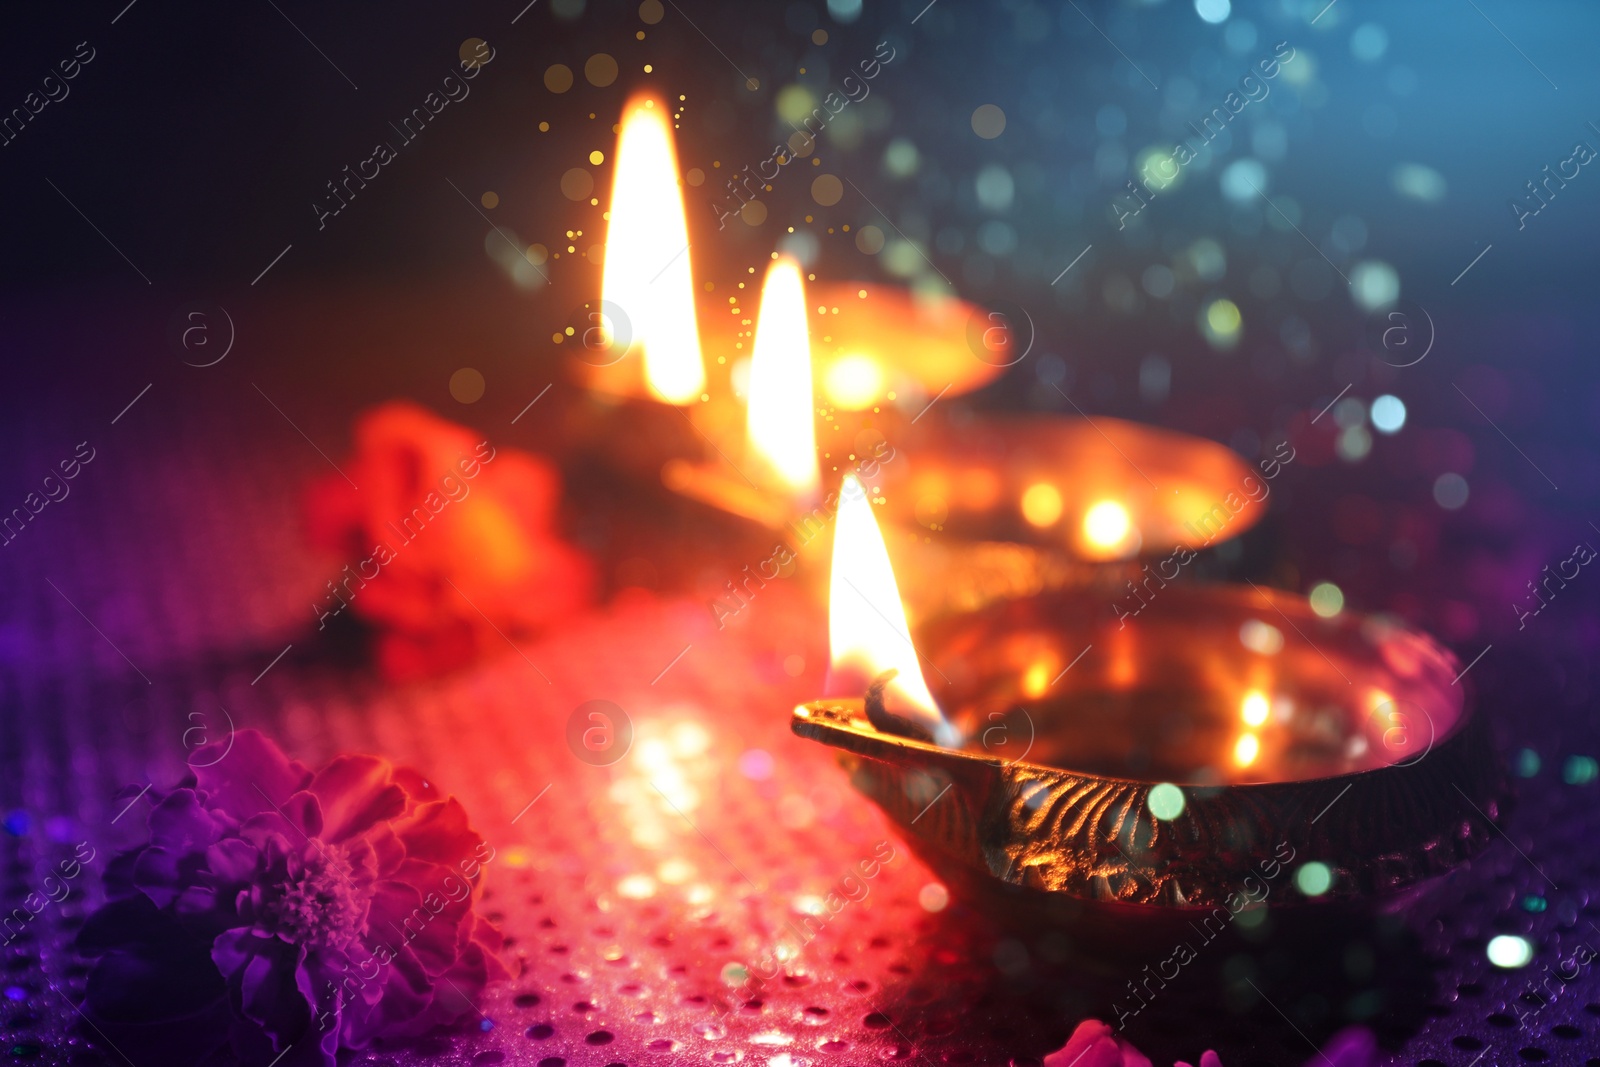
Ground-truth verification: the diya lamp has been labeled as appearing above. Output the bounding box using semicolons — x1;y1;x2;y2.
793;474;1505;939
874;413;1275;617
658;268;1020;530
660;254;824;527
568;92;1008;520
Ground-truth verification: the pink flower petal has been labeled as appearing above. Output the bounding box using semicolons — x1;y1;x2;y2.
307;755;407;844
1044;1020;1152;1067
193;730;312;823
393;797;479;866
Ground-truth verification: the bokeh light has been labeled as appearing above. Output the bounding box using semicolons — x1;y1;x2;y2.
1370;394;1407;433
1082;499;1132;549
1020;482;1064;527
1240;619;1285;655
1309;582;1345;617
1296;862;1333;896
1433;473;1470;510
1241;690;1269;727
1487;935;1534;969
1148;782;1186;820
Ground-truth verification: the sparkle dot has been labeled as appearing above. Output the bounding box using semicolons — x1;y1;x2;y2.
639;0;664;23
459;38;490;68
449;368;485;403
1371;394;1407;434
1148;782;1185;820
1195;0;1230;24
1309;582;1344;618
811;173;843;206
1522;894;1548;913
1487;934;1533;969
1202;298;1242;348
589;150;605;165
971;104;1007;139
561;168;595;201
918;883;949;912
855;225;885;254
1020;482;1064;527
1563;755;1598;785
1336;424;1372;462
585;53;619;87
812;29;829;44
480;190;499;209
545;64;574;93
1296;861;1332;896
1433;472;1469;510
1514;748;1541;777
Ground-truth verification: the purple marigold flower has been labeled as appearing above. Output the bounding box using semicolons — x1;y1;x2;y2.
77;731;508;1067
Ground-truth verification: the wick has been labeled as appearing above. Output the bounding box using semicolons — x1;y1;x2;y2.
864;668;936;744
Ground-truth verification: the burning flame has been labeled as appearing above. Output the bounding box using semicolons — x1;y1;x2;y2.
827;474;954;744
601;96;706;405
746;257;820;496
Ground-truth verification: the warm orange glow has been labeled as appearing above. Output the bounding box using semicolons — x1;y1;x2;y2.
1234;733;1260;766
1241;690;1269;727
1022;661;1051;699
601;96;705;405
1083;499;1133;550
746;257;820;495
827;474;950;742
823;353;885;410
1020;482;1064;527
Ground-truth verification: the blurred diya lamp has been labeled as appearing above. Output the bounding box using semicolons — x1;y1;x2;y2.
660;271;1014;528
792;476;1503;931
661;255;823;526
884;414;1269;561
875;414;1274;616
573;93;1009;516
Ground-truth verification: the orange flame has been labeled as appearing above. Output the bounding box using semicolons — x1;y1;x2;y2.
746;256;820;496
826;474;953;743
600;96;705;405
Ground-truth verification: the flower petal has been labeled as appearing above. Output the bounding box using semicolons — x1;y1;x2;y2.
206;837;263;885
307;755;407;844
393;797;480;866
147;790;223;853
1044;1020;1152;1067
367;878;464;975
194;730;312;823
212;928;313;1053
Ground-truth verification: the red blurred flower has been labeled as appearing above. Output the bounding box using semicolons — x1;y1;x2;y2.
304;401;593;677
